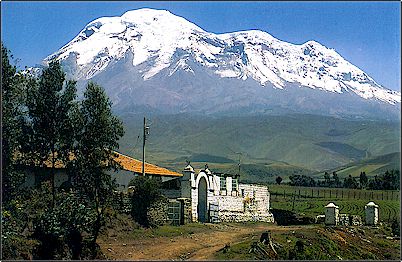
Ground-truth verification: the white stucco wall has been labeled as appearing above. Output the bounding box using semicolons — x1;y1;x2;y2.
325;207;339;225
365;205;379;225
185;168;274;223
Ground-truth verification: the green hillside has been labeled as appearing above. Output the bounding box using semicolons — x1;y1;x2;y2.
316;152;401;179
117;113;400;176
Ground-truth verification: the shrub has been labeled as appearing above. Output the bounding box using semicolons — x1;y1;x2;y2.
129;176;163;227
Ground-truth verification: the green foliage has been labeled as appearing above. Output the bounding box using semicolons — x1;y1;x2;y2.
1;43;27;206
289;174;316;187
1;47;124;260
71;81;124;257
368;170;400;190
32;187;96;259
343;175;359;189
129;176;163;227
391;219;400;236
359;171;368;188
24;60;78;205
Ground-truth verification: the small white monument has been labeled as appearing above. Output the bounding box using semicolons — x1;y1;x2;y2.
365;201;379;226
325;202;339;226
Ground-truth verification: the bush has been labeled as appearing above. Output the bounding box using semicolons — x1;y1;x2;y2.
129;176;163;227
391;219;400;236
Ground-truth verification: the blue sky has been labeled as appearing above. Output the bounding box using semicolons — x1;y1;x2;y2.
1;1;400;91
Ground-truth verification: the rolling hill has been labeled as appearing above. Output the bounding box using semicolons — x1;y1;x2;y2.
116;113;400;178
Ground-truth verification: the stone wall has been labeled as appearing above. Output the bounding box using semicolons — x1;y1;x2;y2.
213;195;244;212
178;198;192;224
239;184;271;212
212;184;274;223
148;197;169;227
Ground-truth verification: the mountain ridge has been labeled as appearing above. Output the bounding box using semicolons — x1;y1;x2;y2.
38;8;400;118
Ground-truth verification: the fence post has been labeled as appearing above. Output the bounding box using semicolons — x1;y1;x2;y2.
354;191;356;199
283;189;286;199
330;190;332;199
311;189;313;198
342;190;343;199
382;192;384;200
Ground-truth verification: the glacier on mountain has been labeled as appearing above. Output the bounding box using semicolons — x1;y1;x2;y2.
45;8;400;106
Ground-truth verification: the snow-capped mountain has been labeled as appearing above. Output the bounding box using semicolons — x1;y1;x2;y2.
44;8;400;118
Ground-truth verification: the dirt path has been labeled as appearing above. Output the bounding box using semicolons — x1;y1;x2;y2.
99;224;305;260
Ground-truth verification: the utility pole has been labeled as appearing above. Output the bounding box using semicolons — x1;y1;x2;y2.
142;117;149;176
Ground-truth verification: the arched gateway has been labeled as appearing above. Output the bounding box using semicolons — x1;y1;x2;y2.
197;176;208;222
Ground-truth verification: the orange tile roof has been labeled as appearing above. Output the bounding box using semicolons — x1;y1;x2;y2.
18;151;182;177
112;152;182;177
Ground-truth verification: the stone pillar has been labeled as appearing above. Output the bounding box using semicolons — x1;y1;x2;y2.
181;164;194;199
325;202;339;226
177;198;192;224
365;201;379;225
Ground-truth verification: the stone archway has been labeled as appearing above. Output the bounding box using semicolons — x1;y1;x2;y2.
197;176;208;222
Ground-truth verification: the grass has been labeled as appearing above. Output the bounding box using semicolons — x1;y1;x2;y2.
214;225;401;260
268;184;400;221
130;223;212;239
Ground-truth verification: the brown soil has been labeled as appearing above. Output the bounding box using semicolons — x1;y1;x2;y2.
98;223;304;260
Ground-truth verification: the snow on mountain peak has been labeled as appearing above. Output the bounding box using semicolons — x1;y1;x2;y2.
46;8;400;105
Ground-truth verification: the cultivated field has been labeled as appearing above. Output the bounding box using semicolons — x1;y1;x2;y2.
268;185;400;222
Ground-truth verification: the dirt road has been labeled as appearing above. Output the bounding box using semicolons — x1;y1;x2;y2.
99;223;305;260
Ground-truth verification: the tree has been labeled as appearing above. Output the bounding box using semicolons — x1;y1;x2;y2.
367;170;400;190
343;175;358;189
359;171;368;188
25;60;78;206
71;82;124;257
324;172;331;186
1;43;27;206
275;176;283;185
129;176;162;227
332;172;340;188
289;174;316;187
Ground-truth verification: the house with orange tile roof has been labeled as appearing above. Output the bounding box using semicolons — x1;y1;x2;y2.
20;151;182;189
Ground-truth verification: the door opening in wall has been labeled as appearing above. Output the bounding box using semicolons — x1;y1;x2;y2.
197;177;208;222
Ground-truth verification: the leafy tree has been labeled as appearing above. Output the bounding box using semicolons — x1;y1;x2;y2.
324;172;331;186
367;170;400;190
275;176;283;185
343;175;358;189
332;171;341;188
71;82;124;257
129;176;162;227
289;174;316;187
359;171;368;188
32;187;96;260
25;60;78;206
1;43;27;206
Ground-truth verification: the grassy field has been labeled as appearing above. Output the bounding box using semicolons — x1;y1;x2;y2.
214;223;401;260
268;184;400;222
